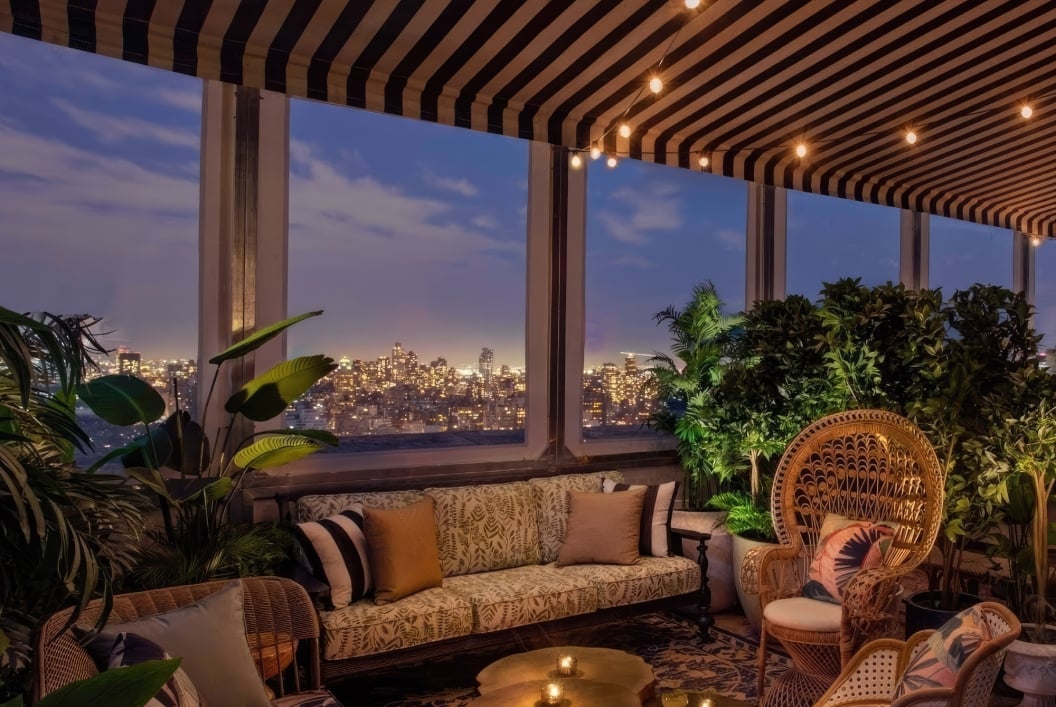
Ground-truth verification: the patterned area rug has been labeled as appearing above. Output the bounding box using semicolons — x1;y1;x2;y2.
331;612;791;707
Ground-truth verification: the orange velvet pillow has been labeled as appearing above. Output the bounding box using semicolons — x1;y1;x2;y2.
363;498;443;604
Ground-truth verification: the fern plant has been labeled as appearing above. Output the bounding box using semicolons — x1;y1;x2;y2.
78;312;337;588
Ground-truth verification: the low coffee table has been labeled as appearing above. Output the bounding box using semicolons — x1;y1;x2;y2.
476;646;656;704
472;678;640;706
659;688;752;707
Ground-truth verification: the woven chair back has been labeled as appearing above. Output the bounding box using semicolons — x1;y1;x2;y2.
771;409;944;573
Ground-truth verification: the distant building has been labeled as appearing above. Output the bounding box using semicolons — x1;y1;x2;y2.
118;350;141;376
478;347;494;382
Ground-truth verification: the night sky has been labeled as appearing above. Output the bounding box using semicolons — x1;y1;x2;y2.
1;31;1051;370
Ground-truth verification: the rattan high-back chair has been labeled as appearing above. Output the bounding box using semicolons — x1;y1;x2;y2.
814;601;1020;707
35;576;336;705
746;410;945;707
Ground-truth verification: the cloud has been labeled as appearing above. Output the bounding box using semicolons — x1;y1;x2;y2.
52;98;199;149
422;169;479;197
151;88;202;113
472;214;499;229
715;227;745;252
599;184;684;245
609;254;656;268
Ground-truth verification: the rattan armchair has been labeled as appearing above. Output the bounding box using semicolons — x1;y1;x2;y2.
35;576;339;706
814;601;1020;707
746;410;945;707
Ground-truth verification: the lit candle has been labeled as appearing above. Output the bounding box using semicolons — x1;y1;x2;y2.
556;654;577;677
541;681;564;705
701;699;715;707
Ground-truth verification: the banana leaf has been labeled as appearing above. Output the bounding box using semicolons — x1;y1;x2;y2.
120;426;174;471
159;411;210;476
224;355;336;422
78;375;165;427
208;311;322;365
233;436;323;470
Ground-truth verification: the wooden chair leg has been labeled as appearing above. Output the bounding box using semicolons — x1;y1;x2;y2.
757;620;768;702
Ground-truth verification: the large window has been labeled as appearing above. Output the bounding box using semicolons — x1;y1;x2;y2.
930;216;1012;295
1035;240;1056;363
580;159;747;440
786;191;900;299
0;33;201;458
287;102;529;450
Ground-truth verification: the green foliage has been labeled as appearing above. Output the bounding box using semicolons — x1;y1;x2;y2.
706;491;775;541
33;658;179;707
87;312;339;590
0;309;148;702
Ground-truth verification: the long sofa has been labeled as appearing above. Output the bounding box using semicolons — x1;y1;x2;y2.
292;471;710;682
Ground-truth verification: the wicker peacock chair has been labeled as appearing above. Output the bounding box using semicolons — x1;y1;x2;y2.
745;409;945;707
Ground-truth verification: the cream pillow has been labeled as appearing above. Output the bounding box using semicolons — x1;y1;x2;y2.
556;487;646;565
100;581;270;707
364;497;444;604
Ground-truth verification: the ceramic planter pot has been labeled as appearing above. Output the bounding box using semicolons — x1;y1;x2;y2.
1003;624;1056;707
671;509;735;612
731;533;777;633
903;590;982;638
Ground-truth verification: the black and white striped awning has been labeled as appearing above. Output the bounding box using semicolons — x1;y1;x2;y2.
5;0;1056;236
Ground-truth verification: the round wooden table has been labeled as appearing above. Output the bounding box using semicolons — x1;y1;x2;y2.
472;678;640;707
476;646;656;704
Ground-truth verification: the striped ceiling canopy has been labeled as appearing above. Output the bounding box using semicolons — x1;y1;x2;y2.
6;0;1056;236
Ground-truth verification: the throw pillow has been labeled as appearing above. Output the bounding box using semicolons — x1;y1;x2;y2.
893;604;992;698
602;478;679;556
363;497;444;604
294;503;371;608
101;580;271;707
78;629;202;707
556;487;646;566
802;515;895;603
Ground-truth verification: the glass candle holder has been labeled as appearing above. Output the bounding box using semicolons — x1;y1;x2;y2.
701;699;715;707
541;681;564;705
556;654;577;677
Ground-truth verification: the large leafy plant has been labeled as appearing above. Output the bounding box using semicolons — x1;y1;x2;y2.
0;308;146;701
78;312;337;588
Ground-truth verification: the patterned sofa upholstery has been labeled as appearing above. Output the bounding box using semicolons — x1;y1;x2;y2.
294;472;705;679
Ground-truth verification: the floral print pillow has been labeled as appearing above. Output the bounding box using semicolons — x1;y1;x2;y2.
892;604;992;698
802;516;895;603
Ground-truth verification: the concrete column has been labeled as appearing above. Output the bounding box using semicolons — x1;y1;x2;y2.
745;183;786;307
900;210;929;290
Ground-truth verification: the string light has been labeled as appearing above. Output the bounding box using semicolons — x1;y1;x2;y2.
606;155;618;168
905;130;918;145
685;0;701;8
618;123;632;138
649;76;663;94
590;142;601;160
1021;104;1034;119
795;142;808;158
1031;234;1043;247
698;151;709;169
570;152;583;169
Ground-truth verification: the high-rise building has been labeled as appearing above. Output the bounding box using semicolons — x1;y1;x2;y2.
118;350;142;376
478;347;494;382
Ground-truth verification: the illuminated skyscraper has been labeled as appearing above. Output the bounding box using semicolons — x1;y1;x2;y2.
118;350;142;376
478;347;494;382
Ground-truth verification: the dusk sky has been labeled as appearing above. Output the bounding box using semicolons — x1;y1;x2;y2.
2;30;1052;370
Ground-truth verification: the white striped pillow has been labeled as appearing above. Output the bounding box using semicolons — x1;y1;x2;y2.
602;479;679;557
294;503;372;609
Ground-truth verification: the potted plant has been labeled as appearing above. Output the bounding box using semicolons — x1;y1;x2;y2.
996;396;1056;704
78;311;338;588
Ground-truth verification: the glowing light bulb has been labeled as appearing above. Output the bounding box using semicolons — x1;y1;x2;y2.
906;130;917;145
685;0;701;8
698;153;709;169
590;142;601;160
618;123;632;138
1031;235;1043;247
570;153;582;169
649;76;663;94
795;143;807;158
1021;104;1034;119
606;155;618;168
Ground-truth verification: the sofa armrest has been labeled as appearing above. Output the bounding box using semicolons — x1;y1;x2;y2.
670;528;714;642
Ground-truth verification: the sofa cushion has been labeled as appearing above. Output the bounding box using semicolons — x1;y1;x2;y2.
528;471;623;563
893;604;992;698
558;555;700;608
318;587;473;661
364;498;444;604
293;504;371;609
556;488;645;566
79;629;202;707
443;565;598;633
603;479;679;557
425;481;540;577
297;490;424;523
